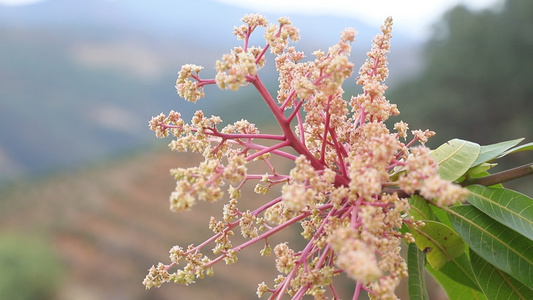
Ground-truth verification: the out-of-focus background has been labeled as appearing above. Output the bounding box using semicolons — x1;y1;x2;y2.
0;0;531;299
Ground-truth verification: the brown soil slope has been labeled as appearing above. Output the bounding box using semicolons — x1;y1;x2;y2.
0;150;294;300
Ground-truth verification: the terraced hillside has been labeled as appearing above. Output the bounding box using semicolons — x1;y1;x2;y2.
0;149;305;300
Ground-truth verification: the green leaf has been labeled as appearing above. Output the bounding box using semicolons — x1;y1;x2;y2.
448;205;533;289
437;252;481;292
499;141;533;158
473;138;524;166
427;263;487;300
470;250;533;300
408;220;465;270
431;139;481;181
431;205;454;228
409;195;436;221
408;243;430;300
466;185;533;240
465;163;498;176
457;163;497;184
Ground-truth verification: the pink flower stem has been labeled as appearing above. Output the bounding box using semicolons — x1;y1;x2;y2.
329;126;348;158
204;172;223;187
237;139;297;161
235;206;322;254
245;140;292;161
158;122;178;129
210;138;227;154
256;44;270;64
320;100;332;163
248;75;324;170
330;283;340;299
405;138;419;148
252;196;283;216
280;89;297;110
273;270;295;299
262;158;277;175
269;204;335;299
243;26;252;51
190;75;216;87
211;131;286;141
255;21;283;63
296;106;306;144
314;244;332;271
353;281;363;300
351;197;363;228
292;284;310;299
245;173;288;181
286;98;306;123
328;127;348;177
192;228;234;256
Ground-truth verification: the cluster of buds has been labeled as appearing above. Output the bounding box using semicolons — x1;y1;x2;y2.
145;14;467;299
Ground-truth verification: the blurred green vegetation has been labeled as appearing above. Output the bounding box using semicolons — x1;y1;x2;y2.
0;234;64;300
388;0;533;195
389;0;533;148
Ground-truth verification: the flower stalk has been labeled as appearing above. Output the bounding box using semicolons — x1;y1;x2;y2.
144;13;470;299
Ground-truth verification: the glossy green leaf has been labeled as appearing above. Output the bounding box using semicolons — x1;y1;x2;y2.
466;185;533;240
408;243;430;300
437;252;480;292
448;205;533;288
408;220;465;270
409;195;436;221
431;139;481;181
473;138;524;166
427;263;487;300
470;250;533;300
499;141;533;158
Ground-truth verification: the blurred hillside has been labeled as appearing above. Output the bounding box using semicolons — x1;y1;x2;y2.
0;0;421;186
0;150;287;299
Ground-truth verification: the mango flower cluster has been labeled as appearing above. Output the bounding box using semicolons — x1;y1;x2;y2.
145;14;467;299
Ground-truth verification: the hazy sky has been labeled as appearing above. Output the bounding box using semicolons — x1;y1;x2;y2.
1;0;503;40
215;0;503;40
